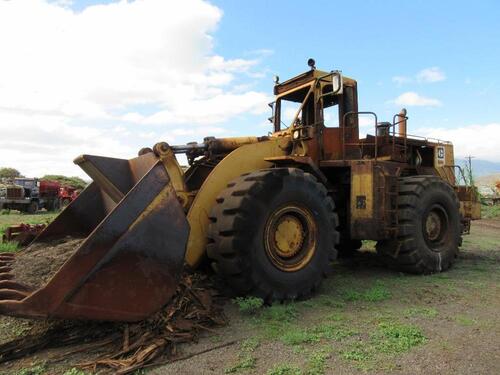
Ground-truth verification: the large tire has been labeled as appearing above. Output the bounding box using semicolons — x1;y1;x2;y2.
376;176;461;274
26;201;38;214
207;168;339;301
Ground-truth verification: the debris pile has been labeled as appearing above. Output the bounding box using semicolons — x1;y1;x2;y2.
0;273;226;374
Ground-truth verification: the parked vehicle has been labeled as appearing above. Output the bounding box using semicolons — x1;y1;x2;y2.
0;178;61;213
59;185;79;207
0;61;481;322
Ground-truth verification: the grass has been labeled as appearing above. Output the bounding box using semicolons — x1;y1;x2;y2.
481;204;500;219
14;363;47;375
251;303;299;339
281;322;356;346
455;315;478;326
0;211;57;253
373;323;426;353
305;348;330;375
224;355;256;373
0;241;18;253
62;369;88;375
266;364;302;375
342;282;391;302
404;307;438;318
341;322;426;370
0;318;32;339
233;296;264;314
224;337;260;373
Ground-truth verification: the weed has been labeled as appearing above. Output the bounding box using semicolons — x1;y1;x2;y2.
481;204;500;219
404;307;438;318
63;369;87;375
281;322;355;346
225;336;260;373
342;283;391;302
0;317;33;341
224;355;256;373
305;348;330;375
292;345;306;354
240;337;260;352
253;303;299;338
341;323;425;370
233;296;264;314
313;323;356;341
341;341;374;370
266;363;302;375
16;363;46;375
325;312;344;322
373;323;426;354
281;328;321;346
0;241;18;253
455;315;478;326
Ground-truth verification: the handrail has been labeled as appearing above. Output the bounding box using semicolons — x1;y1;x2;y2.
405;134;452;145
342;111;377;160
445;165;468;186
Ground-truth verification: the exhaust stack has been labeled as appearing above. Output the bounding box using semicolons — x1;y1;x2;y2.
398;108;407;137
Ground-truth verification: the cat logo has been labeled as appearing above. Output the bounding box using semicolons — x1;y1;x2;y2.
436;146;446;166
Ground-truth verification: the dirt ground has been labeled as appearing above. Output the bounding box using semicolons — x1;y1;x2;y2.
0;215;499;375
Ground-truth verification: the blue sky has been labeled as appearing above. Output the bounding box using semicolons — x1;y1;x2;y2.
1;0;499;177
213;0;500;127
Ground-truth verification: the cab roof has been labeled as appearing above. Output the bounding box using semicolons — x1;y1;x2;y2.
273;69;356;96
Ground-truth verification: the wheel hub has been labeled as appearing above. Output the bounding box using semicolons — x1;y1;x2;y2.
273;215;305;258
264;205;317;272
423;204;449;250
425;211;442;241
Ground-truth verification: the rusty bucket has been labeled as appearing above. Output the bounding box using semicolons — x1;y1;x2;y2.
0;152;189;322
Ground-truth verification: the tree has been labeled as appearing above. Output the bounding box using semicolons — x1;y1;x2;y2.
42;175;88;190
0;167;22;178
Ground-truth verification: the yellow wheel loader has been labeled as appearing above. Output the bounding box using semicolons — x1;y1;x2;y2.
0;60;481;322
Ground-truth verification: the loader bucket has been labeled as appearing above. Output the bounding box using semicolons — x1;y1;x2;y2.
0;152;189;322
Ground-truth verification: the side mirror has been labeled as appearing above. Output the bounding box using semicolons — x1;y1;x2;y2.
268;102;275;123
332;72;343;95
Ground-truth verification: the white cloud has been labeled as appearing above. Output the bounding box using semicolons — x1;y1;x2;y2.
415;123;500;162
392;67;446;85
417;67;446;83
0;0;270;177
391;92;442;107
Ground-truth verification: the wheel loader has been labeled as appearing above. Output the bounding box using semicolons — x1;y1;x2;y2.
0;60;481;322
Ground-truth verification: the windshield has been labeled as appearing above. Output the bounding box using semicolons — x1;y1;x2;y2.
273;86;313;131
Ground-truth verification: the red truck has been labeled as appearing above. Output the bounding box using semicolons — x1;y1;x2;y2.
59;185;79;206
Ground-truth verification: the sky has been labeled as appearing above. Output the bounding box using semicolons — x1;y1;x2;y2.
0;0;499;178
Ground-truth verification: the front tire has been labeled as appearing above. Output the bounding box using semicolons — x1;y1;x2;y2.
376;176;461;274
26;201;38;214
207;168;339;301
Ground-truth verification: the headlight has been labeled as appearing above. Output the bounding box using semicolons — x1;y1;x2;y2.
293;130;300;140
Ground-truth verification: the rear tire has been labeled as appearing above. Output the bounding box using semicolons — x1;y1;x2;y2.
376;176;461;274
207;168;339;301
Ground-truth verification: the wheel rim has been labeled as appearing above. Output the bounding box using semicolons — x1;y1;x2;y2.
423;204;449;250
264;204;317;272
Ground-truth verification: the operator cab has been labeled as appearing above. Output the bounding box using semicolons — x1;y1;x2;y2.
270;60;359;161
